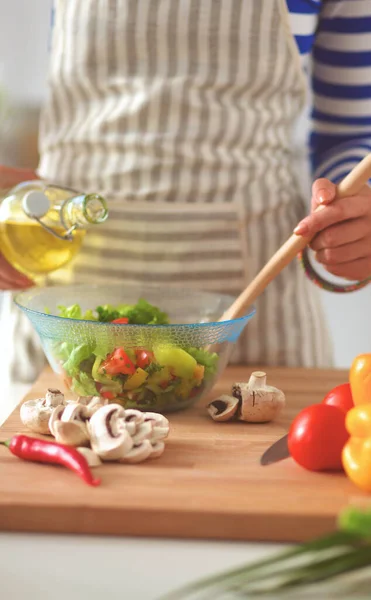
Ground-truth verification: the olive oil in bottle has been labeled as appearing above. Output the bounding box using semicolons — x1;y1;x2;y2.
0;181;108;279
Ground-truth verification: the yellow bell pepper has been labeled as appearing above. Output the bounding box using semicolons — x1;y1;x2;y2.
123;367;148;390
342;404;371;492
349;354;371;406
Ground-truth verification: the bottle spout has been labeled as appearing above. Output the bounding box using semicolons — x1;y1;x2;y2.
83;194;108;224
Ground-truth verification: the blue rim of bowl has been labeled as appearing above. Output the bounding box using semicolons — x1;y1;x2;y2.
14;291;256;330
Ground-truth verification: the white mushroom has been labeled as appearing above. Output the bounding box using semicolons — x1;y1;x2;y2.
45;388;65;407
61;402;89;423
49;404;66;436
49;402;90;446
142;412;170;442
121;440;153;464
232;371;285;423
53;421;90;447
77;395;108;417
131;421;153;445
150;440;165;458
86;396;108;416
207;395;239;422
76;395;94;405
20;399;53;435
20;389;66;435
88;404;133;461
121;409;144;436
76;447;102;467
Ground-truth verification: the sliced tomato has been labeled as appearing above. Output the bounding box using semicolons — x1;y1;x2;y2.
100;347;136;376
111;317;129;324
135;349;154;369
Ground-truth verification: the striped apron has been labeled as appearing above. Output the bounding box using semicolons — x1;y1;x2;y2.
5;0;334;384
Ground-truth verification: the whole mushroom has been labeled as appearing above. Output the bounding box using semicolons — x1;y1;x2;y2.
20;388;66;435
232;371;285;423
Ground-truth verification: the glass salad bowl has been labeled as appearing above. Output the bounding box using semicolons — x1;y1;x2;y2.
15;283;255;413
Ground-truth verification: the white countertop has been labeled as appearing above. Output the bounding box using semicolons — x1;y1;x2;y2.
0;533;282;600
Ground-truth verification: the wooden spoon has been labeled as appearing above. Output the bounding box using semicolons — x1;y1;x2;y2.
220;154;371;322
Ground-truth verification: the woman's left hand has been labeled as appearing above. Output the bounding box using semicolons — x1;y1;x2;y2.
294;178;371;281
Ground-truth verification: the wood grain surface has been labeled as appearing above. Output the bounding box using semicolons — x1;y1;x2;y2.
0;366;367;542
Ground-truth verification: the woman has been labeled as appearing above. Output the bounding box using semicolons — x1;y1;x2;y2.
1;0;371;383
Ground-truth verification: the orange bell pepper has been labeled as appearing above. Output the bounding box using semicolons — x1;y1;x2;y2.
342;404;371;492
349;354;371;406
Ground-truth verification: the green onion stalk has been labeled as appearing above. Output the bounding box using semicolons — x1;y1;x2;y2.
160;507;371;599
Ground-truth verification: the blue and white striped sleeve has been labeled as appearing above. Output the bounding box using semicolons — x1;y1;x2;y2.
310;0;371;184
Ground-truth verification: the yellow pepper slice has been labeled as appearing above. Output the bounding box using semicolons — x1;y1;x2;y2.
342;404;371;492
123;367;148;390
349;354;371;406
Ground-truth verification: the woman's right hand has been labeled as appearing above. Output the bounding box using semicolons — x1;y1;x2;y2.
0;164;37;290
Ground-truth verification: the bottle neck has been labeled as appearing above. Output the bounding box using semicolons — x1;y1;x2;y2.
61;194;108;230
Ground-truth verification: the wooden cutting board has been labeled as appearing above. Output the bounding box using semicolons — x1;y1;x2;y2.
0;366;368;543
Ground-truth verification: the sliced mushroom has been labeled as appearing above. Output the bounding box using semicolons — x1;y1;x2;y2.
88;404;133;461
77;395;108;417
150;440;165;458
121;440;153;464
53;421;90;447
207;395;239;422
143;412;170;442
131;421;153;445
45;388;65;407
76;447;102;467
61;402;89;423
76;395;94;404
122;409;145;436
48;402;90;446
86;396;108;417
49;405;66;436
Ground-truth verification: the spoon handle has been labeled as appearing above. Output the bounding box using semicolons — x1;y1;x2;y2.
221;154;371;322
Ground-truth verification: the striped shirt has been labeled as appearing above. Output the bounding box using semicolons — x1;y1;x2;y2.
48;0;371;186
287;0;371;184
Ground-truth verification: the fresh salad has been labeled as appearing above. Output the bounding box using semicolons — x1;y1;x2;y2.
51;299;219;409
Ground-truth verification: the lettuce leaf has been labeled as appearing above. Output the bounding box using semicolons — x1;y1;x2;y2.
63;343;94;376
56;298;169;325
71;372;97;396
56;304;97;321
185;347;219;377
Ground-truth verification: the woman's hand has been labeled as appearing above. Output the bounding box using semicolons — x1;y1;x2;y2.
294;178;371;282
0;164;37;190
0;164;37;290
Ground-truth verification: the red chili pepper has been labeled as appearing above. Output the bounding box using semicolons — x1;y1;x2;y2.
0;435;101;487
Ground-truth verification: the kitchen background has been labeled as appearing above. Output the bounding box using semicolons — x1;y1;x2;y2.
0;0;369;399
